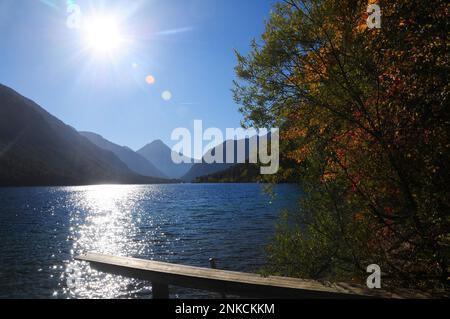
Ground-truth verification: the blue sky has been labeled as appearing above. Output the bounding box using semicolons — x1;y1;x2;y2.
0;0;274;150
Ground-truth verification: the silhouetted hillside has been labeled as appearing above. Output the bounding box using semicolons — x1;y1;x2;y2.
181;136;258;182
194;163;261;183
80;132;167;179
0;84;168;186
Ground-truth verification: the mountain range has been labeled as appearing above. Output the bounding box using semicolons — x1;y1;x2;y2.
0;84;264;186
180;136;258;181
0;84;167;186
80;132;167;179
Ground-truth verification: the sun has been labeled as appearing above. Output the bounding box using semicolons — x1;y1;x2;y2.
83;16;124;54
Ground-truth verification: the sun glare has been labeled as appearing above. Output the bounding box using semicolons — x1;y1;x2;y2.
84;16;124;54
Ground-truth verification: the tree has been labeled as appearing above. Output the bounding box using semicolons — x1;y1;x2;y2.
234;0;449;288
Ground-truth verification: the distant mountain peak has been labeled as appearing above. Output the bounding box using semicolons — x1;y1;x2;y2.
145;139;168;149
137;140;193;179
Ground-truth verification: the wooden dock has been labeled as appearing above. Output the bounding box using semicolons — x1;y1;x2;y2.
75;253;431;299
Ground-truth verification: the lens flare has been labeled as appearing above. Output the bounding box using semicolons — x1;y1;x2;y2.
145;75;155;85
162;91;172;101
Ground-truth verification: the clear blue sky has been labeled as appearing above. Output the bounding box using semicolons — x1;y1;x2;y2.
0;0;274;150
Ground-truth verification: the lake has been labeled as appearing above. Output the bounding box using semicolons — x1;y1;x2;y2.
0;183;299;299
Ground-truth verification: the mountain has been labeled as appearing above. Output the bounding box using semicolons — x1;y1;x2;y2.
0;84;168;186
137;140;193;179
194;163;261;183
80;132;167;179
181;137;258;182
181;161;233;182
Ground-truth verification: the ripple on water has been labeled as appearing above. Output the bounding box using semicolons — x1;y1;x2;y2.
0;184;300;298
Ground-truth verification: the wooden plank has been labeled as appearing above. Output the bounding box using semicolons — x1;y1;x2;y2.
74;253;429;299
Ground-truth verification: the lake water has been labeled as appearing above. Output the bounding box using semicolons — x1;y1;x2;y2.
0;183;299;299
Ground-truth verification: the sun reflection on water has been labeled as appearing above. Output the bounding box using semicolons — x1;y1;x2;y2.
63;185;152;298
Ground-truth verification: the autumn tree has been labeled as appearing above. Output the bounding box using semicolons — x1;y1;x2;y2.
234;0;449;288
